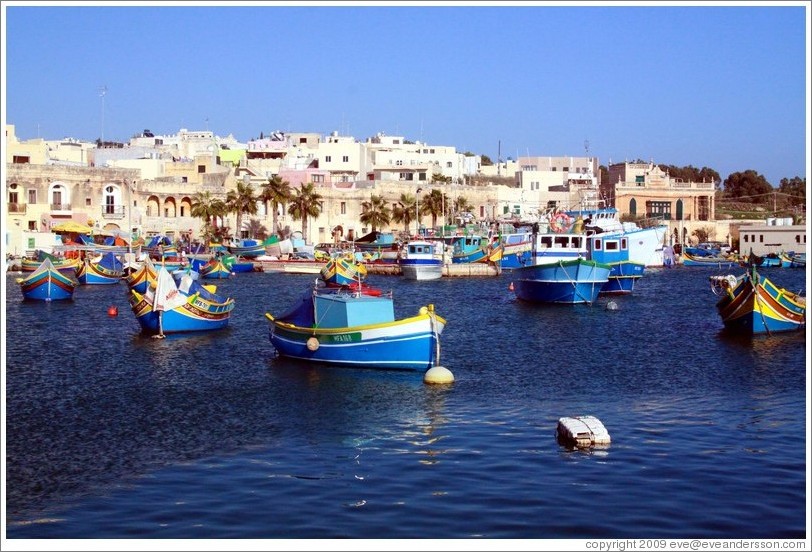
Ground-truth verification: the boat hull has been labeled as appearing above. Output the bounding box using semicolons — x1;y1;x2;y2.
19;263;77;301
714;269;805;335
601;261;646;295
268;312;445;370
400;259;443;281
129;289;234;334
512;259;611;304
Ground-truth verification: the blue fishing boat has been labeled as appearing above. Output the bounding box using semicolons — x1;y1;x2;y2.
511;258;612;304
17;258;78;301
228;238;266;258
265;285;446;370
589;234;646;295
450;234;492;264
399;240;444;281
492;232;533;269
681;251;739;268
709;265;805;335
129;266;235;335
77;252;124;285
124;258;157;294
779;251;805;268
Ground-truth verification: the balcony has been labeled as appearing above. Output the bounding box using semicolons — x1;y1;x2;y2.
50;203;72;214
101;205;126;219
8;203;27;214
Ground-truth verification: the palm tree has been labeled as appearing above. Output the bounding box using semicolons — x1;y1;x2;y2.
423;189;447;229
191;191;227;240
359;194;391;232
259;175;292;237
288;183;323;243
453;195;473;224
392;193;417;234
243;217;268;240
226;181;258;240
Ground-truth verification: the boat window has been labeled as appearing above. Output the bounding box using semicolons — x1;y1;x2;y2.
605;240;619;251
554;236;569;247
621;237;628;250
594;239;602;250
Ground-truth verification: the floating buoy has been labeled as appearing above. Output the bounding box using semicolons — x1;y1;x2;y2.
424;365;454;384
107;305;118;316
605;301;618;311
508;282;514;291
306;336;320;351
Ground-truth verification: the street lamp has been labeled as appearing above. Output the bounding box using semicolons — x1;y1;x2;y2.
415;187;423;236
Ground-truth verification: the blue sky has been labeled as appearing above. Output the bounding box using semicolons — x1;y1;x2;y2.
3;2;809;186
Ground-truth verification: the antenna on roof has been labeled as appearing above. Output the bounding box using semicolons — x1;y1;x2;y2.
99;85;107;144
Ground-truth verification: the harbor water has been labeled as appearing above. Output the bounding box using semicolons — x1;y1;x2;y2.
3;265;808;540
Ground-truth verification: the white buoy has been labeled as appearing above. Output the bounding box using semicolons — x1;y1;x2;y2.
306;337;319;351
424;365;454;384
605;300;618;311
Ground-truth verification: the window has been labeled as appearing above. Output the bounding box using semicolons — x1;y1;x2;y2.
635;175;645;184
341;202;346;215
325;156;332;162
28;189;36;204
419;173;426;181
8;185;17;204
198;165;206;173
563;167;569;172
396;160;403;166
86;198;92;206
182;176;188;183
313;174;324;183
342;156;349;162
648;201;671;219
28;221;37;231
446;162;452;168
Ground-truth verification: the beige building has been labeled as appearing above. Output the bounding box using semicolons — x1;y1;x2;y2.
609;161;718;244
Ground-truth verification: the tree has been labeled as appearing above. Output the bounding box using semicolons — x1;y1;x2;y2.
723;170;774;203
359;194;391;232
453;196;473;222
287;183;323;242
243;218;268;240
226;181;258;240
431;172;451;184
480;154;493;166
422;189;447;228
659;164;720;185
259;175;293;237
392;193;417;234
191;191;227;240
778;176;806;206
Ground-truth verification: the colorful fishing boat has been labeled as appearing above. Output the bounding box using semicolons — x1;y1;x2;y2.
129;266;235;335
124;257;157;294
779;251;806;268
399;240;444;281
20;254;80;275
77;252;124;285
511;258;612;304
450;234;492;264
228;238;267;258
265;285;446;370
320;256;368;286
681;251;739;268
17;258;78;301
709;265;806;335
200;257;232;279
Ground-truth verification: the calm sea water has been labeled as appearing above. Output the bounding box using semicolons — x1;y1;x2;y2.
3;263;809;540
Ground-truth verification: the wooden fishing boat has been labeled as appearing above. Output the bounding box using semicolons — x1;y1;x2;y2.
265;285;446;370
709;265;806;335
227;239;267;258
20;255;80;275
200;257;232;279
129;266;235;335
124;257;157;294
77;252;124;285
681;251;739;268
320;256;368;286
17;258;78;301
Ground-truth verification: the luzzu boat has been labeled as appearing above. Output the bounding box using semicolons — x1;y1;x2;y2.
17;258;78;301
200;257;232;279
709;265;806;335
77;252;124;284
129;266;235;335
265;285;446;370
320;256;368;286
